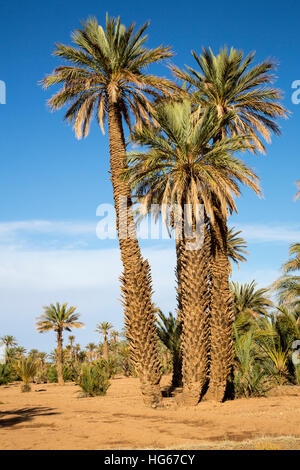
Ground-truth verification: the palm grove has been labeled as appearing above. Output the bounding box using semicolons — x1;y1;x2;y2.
5;15;291;405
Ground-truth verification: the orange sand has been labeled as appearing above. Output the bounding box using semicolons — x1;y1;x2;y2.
1;376;300;450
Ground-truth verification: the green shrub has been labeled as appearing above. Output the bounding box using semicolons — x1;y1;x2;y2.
14;358;38;392
47;363;80;383
95;357;119;379
0;364;11;385
78;363;110;397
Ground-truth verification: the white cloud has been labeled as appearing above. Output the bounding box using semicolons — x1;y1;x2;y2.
235;223;300;243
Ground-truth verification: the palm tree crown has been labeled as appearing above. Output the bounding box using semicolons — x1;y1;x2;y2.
41;15;176;137
227;227;248;273
231;281;273;318
36;303;84;333
126;100;261;224
172;47;288;153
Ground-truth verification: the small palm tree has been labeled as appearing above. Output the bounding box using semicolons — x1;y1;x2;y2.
14;357;38;392
68;335;75;360
156;310;182;388
36;303;84;384
227;227;248;274
85;343;97;362
95;322;113;360
231;281;273;319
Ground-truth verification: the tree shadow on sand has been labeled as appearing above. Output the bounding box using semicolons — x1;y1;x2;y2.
0;407;60;428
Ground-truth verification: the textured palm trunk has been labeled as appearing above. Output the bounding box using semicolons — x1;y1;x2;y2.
103;334;109;361
56;330;64;385
179;216;211;405
206;211;234;402
108;100;161;405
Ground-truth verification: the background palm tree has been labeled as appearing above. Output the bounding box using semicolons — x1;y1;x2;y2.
36;302;84;384
0;335;17;363
95;322;113;360
68;335;75;360
156;310;182;388
273;244;300;310
127;99;260;404
231;281;273;319
172;46;287;401
86;342;97;362
227;227;248;274
42;15;177;405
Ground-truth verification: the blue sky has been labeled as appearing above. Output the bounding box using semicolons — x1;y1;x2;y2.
0;0;300;352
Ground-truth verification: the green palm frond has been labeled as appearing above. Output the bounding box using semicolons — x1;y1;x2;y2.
41;15;177;138
171;46;288;154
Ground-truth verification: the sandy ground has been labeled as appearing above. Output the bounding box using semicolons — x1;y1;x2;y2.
0;376;300;450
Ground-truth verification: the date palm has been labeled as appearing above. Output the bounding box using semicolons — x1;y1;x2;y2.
126;100;260;404
273;244;300;311
95;322;113;360
0;335;17;362
36;302;84;384
14;357;38;392
231;281;273;319
41;15;176;405
227;227;248;274
156;310;182;388
172;47;287;401
86;342;97;362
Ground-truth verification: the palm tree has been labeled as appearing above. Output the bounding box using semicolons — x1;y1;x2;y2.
156;310;182;388
172;47;287;401
0;335;17;362
294;180;300;201
111;330;119;344
86;342;97;362
227;227;248;274
231;281;273;319
68;335;75;360
14;357;38;392
41;15;177;405
36;302;84;384
273;244;300;310
126;100;260;404
95;322;113;360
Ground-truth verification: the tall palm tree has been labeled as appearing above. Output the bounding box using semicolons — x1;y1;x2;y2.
36;302;84;384
231;281;273;319
41;15;177;405
126;100;260;404
95;322;113;360
227;227;248;274
172;47;287;401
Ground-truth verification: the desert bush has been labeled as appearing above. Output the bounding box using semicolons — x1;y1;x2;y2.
14;358;38;392
0;364;11;385
47;363;79;383
95;357;119;379
78;363;110;397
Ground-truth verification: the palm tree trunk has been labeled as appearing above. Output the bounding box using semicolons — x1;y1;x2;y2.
56;330;64;385
103;334;109;360
205;211;234;402
108;99;161;405
179;216;210;405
